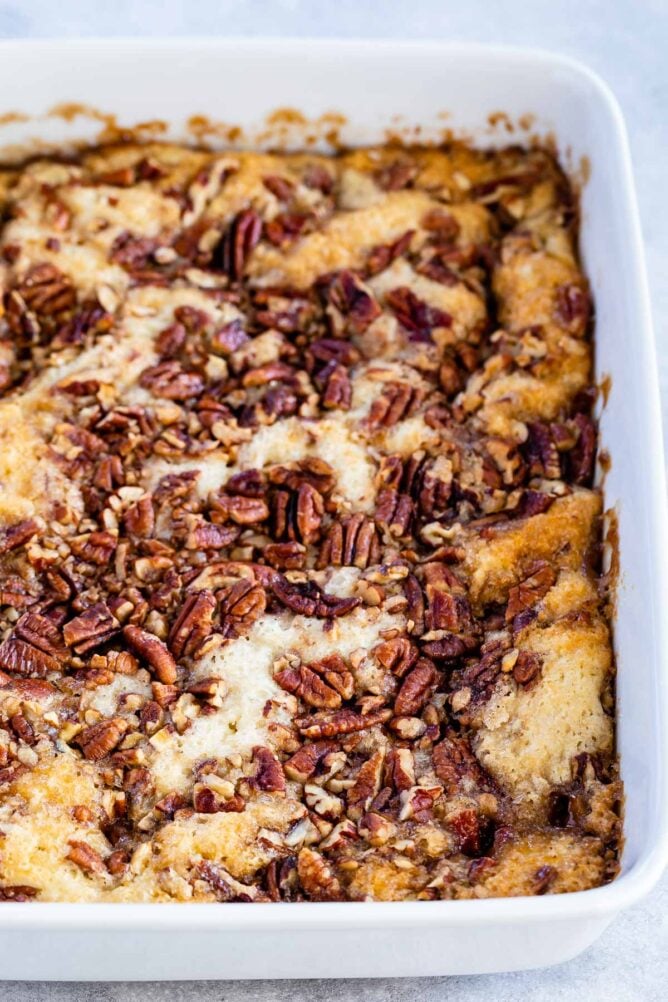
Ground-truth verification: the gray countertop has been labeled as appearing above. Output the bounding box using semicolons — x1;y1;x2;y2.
2;0;667;998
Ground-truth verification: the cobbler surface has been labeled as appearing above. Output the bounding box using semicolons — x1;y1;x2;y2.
0;141;620;902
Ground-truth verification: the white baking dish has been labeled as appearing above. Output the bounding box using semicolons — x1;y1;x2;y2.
0;38;665;981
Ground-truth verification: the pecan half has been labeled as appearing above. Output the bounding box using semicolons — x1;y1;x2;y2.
219;580;266;636
365;381;426;430
66;841;105;875
375;159;418;191
0;519;39;553
15;263;76;318
168;590;216;659
324;270;381;336
374;637;419;678
283;741;336;783
0;614;66;677
0;885;38;902
319;362;352;411
140;361;204;401
252;746;286;792
297;847;342;901
123;625;177;684
506;561;556;626
78;717;128;760
393;658;437;716
275;663;342;710
63;603;120;654
554;283;590;335
513;650;542;686
347;750;384;820
123;496;155;537
214;209;263;280
317;514;381;569
296;707;391;739
386;287;452;342
271;577;360;619
432;733;495;797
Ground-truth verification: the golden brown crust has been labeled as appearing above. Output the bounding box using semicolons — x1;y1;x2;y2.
0;141;619;903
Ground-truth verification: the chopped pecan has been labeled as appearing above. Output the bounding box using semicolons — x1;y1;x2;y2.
422;209;461;239
393;658;437;716
197;862;260;901
385;747;416;792
268;457;335;495
297;847;342;901
62;603;118;655
0;618;66;677
110;232;158;270
168;590;216;659
511;490;556;519
15;611;68;658
310;654;355;701
533;864;557;895
78;717;128;761
303;164;334;193
9;713;35;745
307;338;361;368
252;746;286;792
423;563;474;635
449;807;493;858
404;573;426;635
374;488;413;538
123;625;177;684
399;784;442;822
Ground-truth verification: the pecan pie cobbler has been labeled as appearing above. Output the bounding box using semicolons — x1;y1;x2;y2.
0;141;620;903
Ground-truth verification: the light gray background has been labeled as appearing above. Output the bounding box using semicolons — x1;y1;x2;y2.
1;0;667;999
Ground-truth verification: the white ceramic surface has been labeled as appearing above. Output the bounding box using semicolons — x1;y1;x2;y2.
0;37;665;982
